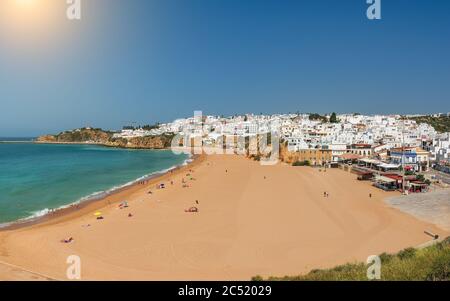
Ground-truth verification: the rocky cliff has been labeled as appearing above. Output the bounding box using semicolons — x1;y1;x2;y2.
36;128;112;143
106;135;175;149
37;128;175;150
279;142;299;164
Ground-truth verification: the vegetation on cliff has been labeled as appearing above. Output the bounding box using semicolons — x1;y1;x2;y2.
37;128;175;150
405;115;450;133
36;128;113;143
122;123;160;131
109;134;175;149
252;237;450;281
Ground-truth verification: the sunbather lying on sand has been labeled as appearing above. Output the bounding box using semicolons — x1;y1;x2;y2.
61;237;74;244
185;207;199;213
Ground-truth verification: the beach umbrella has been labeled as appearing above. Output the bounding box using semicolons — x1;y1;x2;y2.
94;212;102;217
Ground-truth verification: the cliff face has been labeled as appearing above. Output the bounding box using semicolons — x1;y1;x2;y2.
36;135;57;142
106;135;175;149
37;128;175;150
37;128;112;143
279;143;298;164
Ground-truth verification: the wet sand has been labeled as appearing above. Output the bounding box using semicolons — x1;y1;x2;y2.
0;155;447;280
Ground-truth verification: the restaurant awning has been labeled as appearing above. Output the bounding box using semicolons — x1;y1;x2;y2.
375;175;396;183
359;158;383;165
379;163;400;169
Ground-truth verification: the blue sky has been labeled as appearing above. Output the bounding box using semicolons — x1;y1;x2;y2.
0;0;449;136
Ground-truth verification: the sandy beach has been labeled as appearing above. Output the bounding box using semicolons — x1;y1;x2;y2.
0;154;447;280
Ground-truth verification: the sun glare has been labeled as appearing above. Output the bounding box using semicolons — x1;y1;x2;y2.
0;0;67;55
16;0;35;5
15;0;38;9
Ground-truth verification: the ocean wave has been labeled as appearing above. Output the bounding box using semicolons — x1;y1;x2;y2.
0;208;52;228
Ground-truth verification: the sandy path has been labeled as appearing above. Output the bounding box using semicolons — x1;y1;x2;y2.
0;155;447;280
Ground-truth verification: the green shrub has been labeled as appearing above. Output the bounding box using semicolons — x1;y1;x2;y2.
416;174;425;182
425;251;450;281
251;275;264;281
379;252;394;264
398;248;416;260
293;160;311;167
406;115;450;133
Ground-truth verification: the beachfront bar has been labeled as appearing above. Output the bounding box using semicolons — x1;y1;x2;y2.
409;182;429;193
373;175;398;191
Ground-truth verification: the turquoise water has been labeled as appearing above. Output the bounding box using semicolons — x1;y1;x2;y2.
0;143;188;225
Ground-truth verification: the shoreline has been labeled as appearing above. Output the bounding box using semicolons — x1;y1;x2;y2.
0;154;447;280
0;154;202;232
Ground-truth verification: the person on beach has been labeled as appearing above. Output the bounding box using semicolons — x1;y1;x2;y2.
196;200;199;205
369;193;372;198
61;237;74;244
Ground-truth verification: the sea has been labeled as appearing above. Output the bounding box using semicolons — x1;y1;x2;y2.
0;139;189;226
